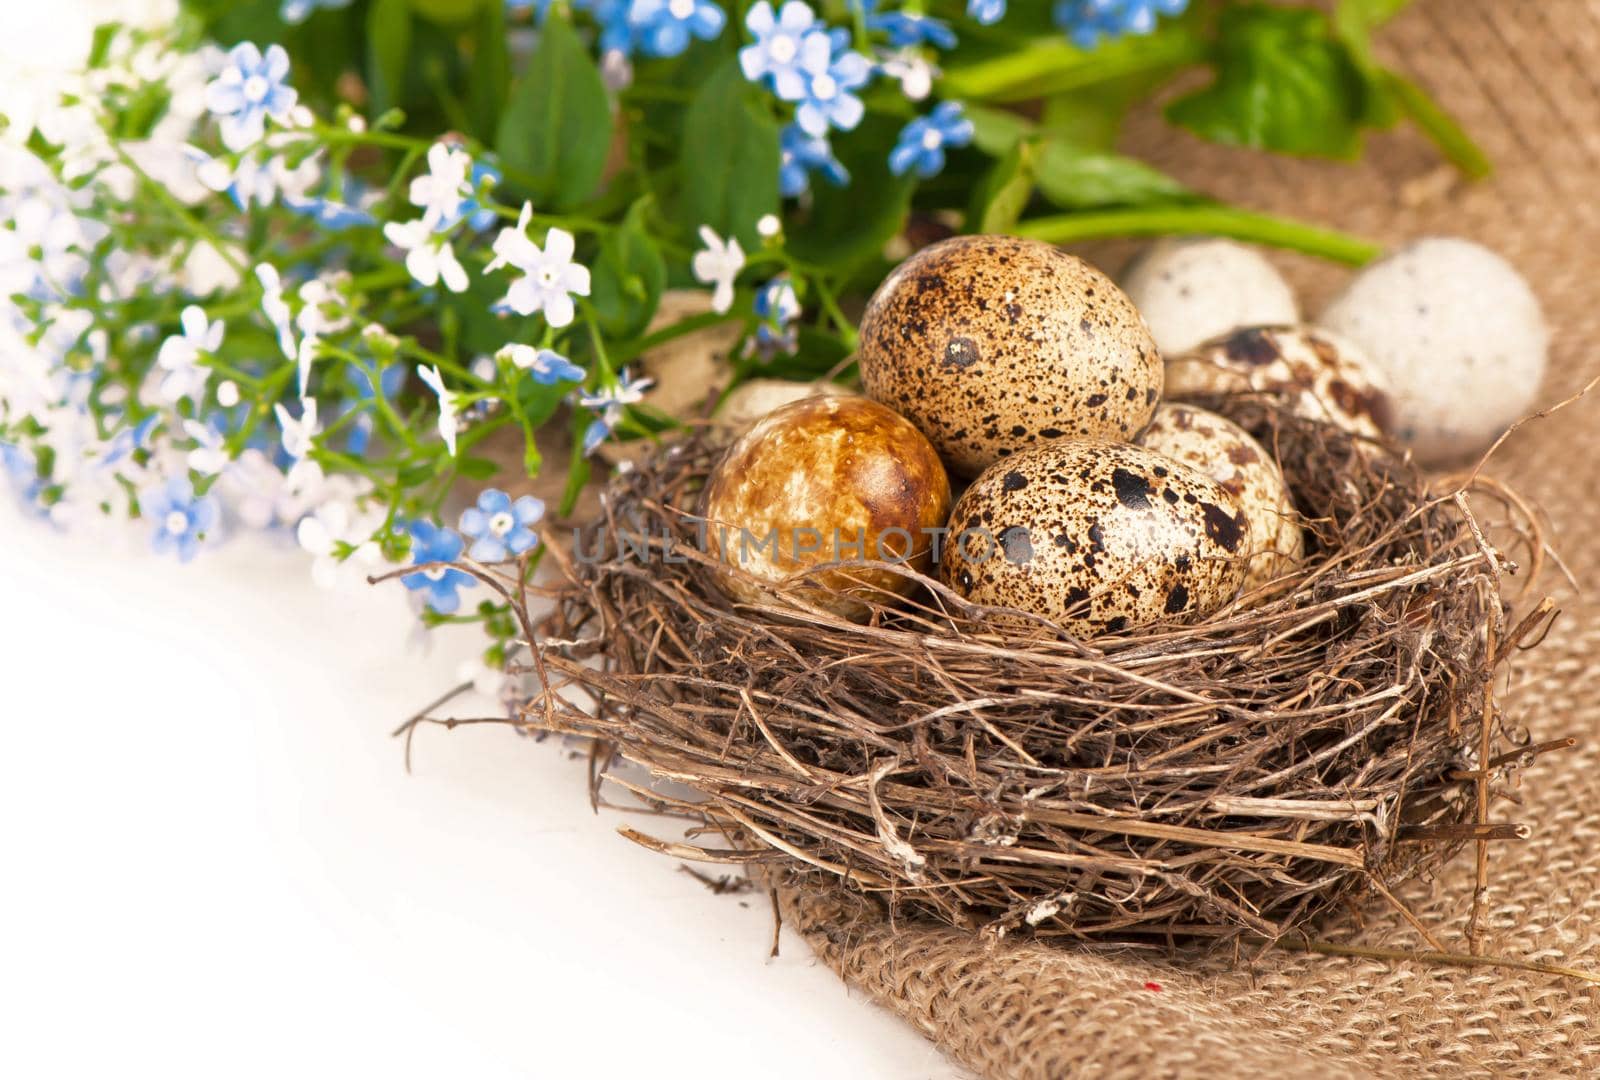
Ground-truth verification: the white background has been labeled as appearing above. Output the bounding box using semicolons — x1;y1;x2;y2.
0;501;965;1078
1;4;963;1075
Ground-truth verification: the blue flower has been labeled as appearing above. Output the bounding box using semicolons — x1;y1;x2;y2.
578;369;654;454
752;276;801;356
139;476;220;563
778;124;849;197
1053;0;1188;50
794;31;873;137
864;5;957;50
280;0;353;24
402;521;477;614
283;195;377;231
740;1;822;100
499;344;588;386
627;0;727;59
888;101;974;178
454;162;502;232
204;43;299;152
967;0;1006;25
459;489;544;562
1;441;41;507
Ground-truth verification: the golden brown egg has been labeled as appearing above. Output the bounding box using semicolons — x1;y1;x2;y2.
858;235;1163;476
1137;403;1303;593
938;440;1250;636
701;395;951;618
711;379;854;440
1165;325;1393;441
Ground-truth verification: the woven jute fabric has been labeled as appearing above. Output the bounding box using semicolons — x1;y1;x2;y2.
783;3;1600;1076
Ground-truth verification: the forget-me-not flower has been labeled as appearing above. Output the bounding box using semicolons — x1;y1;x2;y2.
498;344;588;385
487;206;592;328
205;43;299;151
409;142;474;230
1054;0;1189;50
740;2;822;100
752;276;801;355
968;0;1007;25
416;364;463;457
402;520;476;614
864;5;957;49
156;305;224;404
459;488;544;562
691;226;745;314
256;263;297;360
889;101;974;178
384;219;470;294
628;0;727;58
140;476;220;562
579;369;654;454
778;124;848;197
795;31;872;137
275;397;321;459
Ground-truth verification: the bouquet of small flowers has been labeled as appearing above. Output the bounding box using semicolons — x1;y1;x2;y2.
0;0;1480;672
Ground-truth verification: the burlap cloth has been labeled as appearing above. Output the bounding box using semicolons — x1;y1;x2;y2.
780;3;1600;1075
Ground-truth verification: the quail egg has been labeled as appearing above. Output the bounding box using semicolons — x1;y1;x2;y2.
858;235;1162;476
1120;237;1300;357
1318;237;1549;466
1137;403;1303;593
938;440;1251;636
712;378;854;439
1165;325;1394;441
701;395;951;618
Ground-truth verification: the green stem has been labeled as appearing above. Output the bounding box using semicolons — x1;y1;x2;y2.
1014;205;1382;265
1384;71;1492;181
110;143;245;276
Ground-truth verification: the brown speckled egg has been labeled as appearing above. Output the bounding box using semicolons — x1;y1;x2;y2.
1137;403;1303;593
1165;325;1394;441
938;440;1250;636
701;395;951;618
858;235;1162;476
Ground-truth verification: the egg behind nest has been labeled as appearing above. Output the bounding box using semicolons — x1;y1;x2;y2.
700;395;951;619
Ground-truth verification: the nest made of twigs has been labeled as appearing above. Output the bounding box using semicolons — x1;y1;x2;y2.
494;397;1559;946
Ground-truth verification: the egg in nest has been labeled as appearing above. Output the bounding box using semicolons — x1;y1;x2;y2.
700;395;951;619
858;235;1162;476
1165;325;1394;442
1137;403;1303;593
938;440;1251;637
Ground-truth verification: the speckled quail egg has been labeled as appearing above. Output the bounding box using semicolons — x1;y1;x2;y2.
1318;237;1549;466
712;378;854;439
701;395;951;619
1137;403;1303;593
858;235;1162;476
1120;238;1300;357
938;440;1251;636
1165;325;1394;442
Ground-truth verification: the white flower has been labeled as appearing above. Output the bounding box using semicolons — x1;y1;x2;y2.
274;396;320;459
384;218;469;293
691;226;745;314
182;420;230;476
296;490;385;589
487;206;590;327
416;364;461;456
256;263;296;359
217;380;240;408
296;334;322;400
408;142;472;228
880;48;937;102
757;214;782;239
156;305;224;403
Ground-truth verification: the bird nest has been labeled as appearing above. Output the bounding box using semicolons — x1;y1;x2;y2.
478;398;1561;946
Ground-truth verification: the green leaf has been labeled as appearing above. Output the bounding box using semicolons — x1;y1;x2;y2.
964;104;1035;156
409;0;482;23
466;0;511;141
677;59;781;252
970;138;1036;234
786;113;913;271
1165;4;1370;159
589;201;667;339
456;455;500;480
496;12;612;210
1033;141;1191;210
366;0;413;118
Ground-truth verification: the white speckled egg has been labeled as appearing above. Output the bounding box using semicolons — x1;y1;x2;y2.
859;235;1162;476
1137;403;1303;593
1318;237;1549;466
712;379;853;439
938;440;1251;636
1165;325;1394;442
1120;238;1300;357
